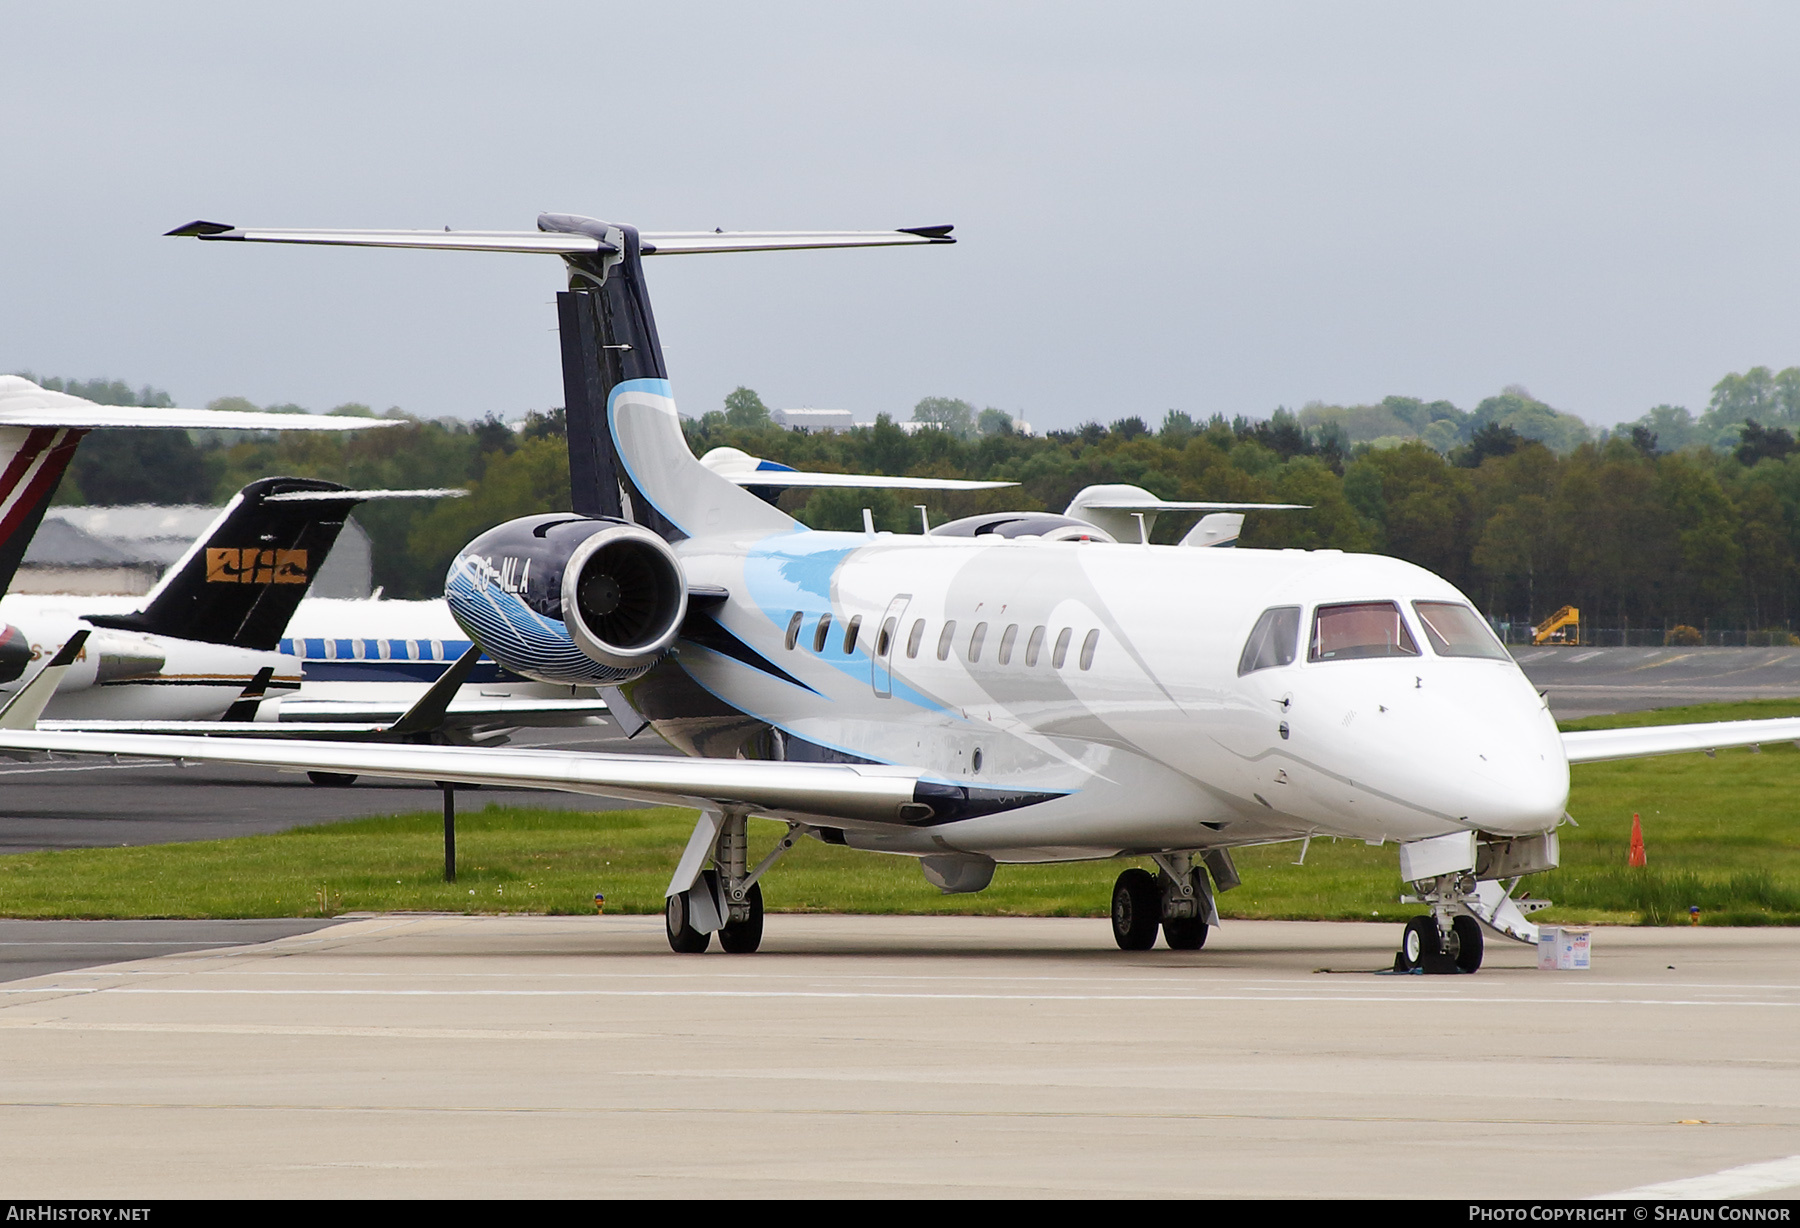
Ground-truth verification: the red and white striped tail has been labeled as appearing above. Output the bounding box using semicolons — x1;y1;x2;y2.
0;424;86;590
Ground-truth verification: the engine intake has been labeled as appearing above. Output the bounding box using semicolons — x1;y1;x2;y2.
561;524;687;671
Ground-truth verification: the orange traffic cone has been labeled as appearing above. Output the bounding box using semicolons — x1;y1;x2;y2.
1628;812;1647;867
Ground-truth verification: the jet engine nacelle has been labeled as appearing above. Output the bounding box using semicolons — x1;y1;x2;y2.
445;514;687;686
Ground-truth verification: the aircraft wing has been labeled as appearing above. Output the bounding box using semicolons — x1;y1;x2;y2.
0;729;926;825
1562;716;1800;764
41;699;605;740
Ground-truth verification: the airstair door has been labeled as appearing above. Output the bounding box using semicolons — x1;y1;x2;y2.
872;594;911;698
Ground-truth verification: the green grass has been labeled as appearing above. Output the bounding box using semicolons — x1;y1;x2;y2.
0;698;1796;924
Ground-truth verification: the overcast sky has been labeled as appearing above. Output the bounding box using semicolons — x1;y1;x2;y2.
4;2;1797;432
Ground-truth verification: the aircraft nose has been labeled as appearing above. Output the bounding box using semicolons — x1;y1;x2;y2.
1430;680;1569;835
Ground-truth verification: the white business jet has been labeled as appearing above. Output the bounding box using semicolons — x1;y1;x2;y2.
0;218;1785;973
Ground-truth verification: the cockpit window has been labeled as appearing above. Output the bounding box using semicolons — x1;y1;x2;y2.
1412;601;1509;660
1238;606;1300;675
1308;601;1420;662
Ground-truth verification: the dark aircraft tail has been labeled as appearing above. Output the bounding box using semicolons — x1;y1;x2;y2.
85;477;367;651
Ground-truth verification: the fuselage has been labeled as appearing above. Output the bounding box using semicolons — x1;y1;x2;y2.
639;530;1567;861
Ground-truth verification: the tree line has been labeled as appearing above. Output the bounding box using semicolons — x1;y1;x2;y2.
17;367;1800;635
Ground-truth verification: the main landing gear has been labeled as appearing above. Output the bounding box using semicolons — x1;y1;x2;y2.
664;810;799;954
1111;853;1217;951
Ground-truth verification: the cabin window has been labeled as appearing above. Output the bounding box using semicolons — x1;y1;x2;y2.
906;618;926;659
937;620;957;661
813;614;833;653
1413;601;1510;661
968;622;988;662
1237;606;1301;675
1079;628;1100;670
998;624;1019;665
877;617;897;657
1309;601;1420;662
785;611;803;650
1052;627;1073;668
842;615;862;654
1025;625;1045;666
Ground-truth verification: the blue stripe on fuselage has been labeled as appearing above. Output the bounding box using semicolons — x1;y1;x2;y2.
743;532;949;714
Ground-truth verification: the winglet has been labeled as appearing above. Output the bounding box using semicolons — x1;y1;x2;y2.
223;666;276;722
166;220;237;238
897;225;955;242
0;630;89;730
386;644;484;737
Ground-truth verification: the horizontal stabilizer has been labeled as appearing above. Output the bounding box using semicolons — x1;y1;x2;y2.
1065;483;1308;543
263;487;467;503
728;472;1013;491
170;222;953;257
699;447;1012;491
0;376;399;432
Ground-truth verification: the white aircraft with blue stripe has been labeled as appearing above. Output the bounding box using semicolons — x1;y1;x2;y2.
3;213;1792;973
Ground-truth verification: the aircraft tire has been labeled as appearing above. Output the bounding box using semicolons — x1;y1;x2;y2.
718;882;764;954
1451;915;1484;973
1163;916;1207;950
1111;869;1161;950
1396;916;1439;971
665;890;710;954
306;772;358;787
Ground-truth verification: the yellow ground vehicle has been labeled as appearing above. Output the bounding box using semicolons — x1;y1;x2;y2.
1532;605;1579;646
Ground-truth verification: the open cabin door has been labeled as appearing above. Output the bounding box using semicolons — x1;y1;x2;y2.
871;594;911;698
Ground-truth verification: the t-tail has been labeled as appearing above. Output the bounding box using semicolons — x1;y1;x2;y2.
168;216;956;541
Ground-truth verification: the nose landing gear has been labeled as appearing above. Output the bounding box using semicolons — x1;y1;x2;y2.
1393;876;1491;973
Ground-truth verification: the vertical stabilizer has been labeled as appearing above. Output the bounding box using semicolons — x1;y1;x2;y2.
0;424;87;594
540;215;794;543
85;477;364;650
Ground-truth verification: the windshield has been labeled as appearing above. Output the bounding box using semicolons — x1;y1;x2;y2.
1309;601;1420;662
1238;606;1301;675
1413;601;1510;660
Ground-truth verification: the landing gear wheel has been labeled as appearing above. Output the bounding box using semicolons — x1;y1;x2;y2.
1111;868;1161;950
1396;915;1439;972
718;881;764;953
306;772;358;786
1451;914;1484;973
1162;916;1208;950
664;888;710;954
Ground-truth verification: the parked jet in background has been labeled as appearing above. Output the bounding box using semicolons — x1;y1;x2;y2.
0;476;458;719
7;216;1791;973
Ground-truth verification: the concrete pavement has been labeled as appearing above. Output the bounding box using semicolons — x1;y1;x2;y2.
0;914;1795;1199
